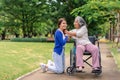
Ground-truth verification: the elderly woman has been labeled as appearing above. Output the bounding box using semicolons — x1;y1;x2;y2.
65;16;101;73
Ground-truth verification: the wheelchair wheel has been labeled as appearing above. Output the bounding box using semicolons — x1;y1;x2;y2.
66;67;74;75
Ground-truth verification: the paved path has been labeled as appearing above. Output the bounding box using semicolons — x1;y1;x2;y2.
18;43;120;80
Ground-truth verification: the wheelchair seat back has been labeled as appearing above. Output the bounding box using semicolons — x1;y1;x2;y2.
73;36;97;47
88;36;96;45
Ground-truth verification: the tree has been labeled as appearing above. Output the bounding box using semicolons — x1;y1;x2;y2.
46;0;88;30
1;0;99;39
2;0;48;38
71;0;120;36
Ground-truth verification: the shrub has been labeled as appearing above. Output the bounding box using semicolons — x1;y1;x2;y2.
11;38;47;42
10;37;75;43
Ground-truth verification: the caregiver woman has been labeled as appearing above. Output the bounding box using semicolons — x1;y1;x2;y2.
65;16;101;73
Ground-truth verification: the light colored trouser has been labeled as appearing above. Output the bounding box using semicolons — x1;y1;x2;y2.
47;49;65;73
76;44;100;69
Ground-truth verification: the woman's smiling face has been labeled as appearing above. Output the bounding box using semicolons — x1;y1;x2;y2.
74;19;80;29
59;20;67;30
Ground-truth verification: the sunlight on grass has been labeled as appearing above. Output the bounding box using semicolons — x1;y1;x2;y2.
109;43;120;70
0;42;73;80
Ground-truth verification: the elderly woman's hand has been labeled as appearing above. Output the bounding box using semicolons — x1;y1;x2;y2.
64;30;69;34
65;30;76;37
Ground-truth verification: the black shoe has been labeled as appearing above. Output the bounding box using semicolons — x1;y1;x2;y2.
76;67;83;73
92;69;101;73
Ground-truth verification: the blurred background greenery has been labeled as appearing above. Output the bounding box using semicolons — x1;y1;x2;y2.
0;0;120;40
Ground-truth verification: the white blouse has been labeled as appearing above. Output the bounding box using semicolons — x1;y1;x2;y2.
70;26;91;45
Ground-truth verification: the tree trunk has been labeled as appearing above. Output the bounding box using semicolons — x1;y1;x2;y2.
22;11;27;38
27;22;33;38
22;23;28;38
1;30;6;40
15;33;20;38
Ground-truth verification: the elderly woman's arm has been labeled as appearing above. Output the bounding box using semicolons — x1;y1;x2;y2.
65;30;76;36
65;26;87;38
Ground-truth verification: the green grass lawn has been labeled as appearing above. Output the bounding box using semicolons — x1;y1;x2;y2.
109;43;120;70
0;41;73;80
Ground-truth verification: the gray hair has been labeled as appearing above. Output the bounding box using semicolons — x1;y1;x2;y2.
75;16;87;27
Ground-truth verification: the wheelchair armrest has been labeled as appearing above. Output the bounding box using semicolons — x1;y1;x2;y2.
95;38;100;48
88;36;100;48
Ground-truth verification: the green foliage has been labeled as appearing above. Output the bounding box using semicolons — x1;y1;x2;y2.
11;38;47;42
109;43;120;69
1;0;120;38
1;0;83;38
2;0;49;38
71;0;120;36
10;37;74;43
39;0;88;30
0;0;90;39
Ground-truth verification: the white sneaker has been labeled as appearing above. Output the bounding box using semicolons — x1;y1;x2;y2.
40;63;47;72
76;67;83;72
47;60;54;66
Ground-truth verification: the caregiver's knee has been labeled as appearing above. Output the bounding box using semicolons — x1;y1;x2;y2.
56;69;64;74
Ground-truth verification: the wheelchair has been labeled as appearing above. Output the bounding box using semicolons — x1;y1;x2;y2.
66;36;102;76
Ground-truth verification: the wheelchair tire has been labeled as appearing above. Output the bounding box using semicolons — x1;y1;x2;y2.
66;67;74;75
